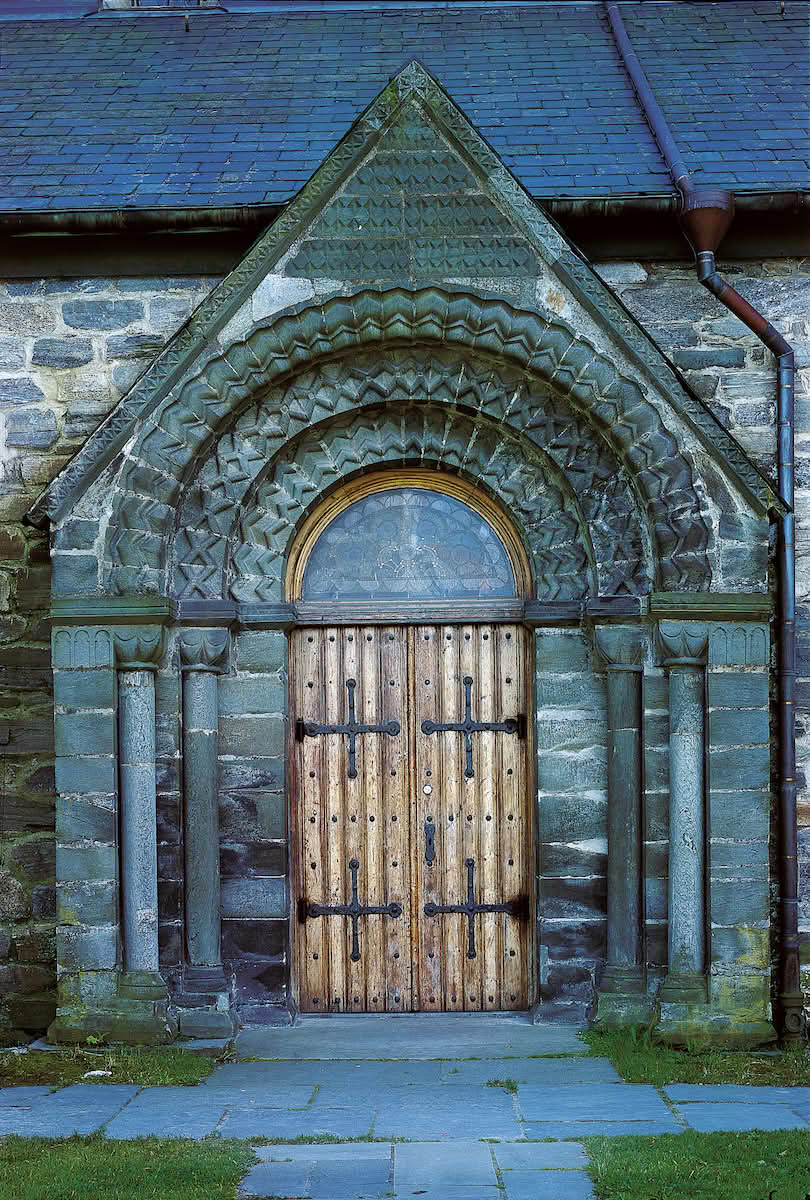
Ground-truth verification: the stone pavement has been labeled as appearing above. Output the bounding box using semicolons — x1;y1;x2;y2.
3;1016;810;1200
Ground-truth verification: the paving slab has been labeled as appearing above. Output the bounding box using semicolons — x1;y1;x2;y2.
0;1084;138;1138
255;1145;391;1162
394;1140;496;1189
522;1119;681;1137
375;1088;521;1139
235;1015;583;1061
0;1086;51;1104
518;1082;671;1122
239;1160;311;1198
666;1084;810;1104
389;1189;502;1200
503;1170;595;1200
218;1106;375;1139
440;1057;620;1085
679;1103;810;1133
310;1158;391;1197
103;1087;228;1139
204;1062;332;1090
494;1142;588;1169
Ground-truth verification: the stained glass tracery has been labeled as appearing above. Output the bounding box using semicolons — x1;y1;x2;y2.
301;487;517;601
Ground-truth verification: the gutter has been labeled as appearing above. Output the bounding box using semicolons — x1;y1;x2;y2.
0;192;807;238
605;0;804;1046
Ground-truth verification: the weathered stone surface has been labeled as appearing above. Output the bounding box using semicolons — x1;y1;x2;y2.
4;407;57;450
62;300;144;330
221;877;287;919
0;870;29;919
31;339;94;369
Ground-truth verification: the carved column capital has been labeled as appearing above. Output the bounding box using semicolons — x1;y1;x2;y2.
113;625;165;672
593;625;645;672
178;627;230;674
658;620;709;667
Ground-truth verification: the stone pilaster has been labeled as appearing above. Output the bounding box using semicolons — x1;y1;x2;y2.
113;627;177;1040
593;625;652;1027
658;621;709;1037
177;627;235;1037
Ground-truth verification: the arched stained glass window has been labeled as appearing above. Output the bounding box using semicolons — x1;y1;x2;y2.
300;487;518;601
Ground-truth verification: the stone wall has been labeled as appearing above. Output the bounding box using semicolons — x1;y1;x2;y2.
0;276;220;1040
598;259;810;1002
1;256;809;1038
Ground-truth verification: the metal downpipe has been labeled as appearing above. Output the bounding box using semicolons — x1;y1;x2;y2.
604;0;804;1044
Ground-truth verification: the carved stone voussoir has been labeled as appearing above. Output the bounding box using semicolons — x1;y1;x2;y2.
113;625;165;671
593;624;646;671
178;627;230;673
658;620;709;667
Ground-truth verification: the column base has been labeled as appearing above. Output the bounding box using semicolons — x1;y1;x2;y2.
656;1000;778;1049
184;964;229;992
48;1002;177;1046
594;991;654;1029
659;971;708;1005
599;964;646;995
175;965;235;1039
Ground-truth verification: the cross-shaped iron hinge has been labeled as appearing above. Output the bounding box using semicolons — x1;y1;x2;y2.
421;675;524;777
296;678;400;779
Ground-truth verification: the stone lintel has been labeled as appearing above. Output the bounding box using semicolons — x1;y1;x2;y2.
177;599;238;626
239;602;297;629
585;596;643;620
51;595;175;625
651;592;770;621
522;601;582;627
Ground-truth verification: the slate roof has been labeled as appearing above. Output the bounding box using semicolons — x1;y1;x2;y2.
0;1;807;213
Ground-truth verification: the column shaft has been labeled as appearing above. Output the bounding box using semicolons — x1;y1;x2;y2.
604;666;643;985
118;668;159;973
665;663;706;990
183;668;222;971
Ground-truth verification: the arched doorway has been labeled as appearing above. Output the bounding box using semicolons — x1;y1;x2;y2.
287;473;534;1013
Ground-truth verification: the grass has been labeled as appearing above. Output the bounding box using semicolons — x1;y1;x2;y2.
0;1047;220;1090
486;1078;518;1094
0;1136;255;1200
582;1029;810;1088
586;1129;810;1199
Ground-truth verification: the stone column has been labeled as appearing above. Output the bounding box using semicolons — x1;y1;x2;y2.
594;626;650;1025
177;627;234;1036
114;626;176;1037
659;621;709;1006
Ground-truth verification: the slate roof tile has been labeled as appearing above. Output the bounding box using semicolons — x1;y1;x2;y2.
0;1;806;212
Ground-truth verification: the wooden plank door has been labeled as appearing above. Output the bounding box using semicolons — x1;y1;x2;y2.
292;626;411;1012
292;623;531;1012
412;623;531;1011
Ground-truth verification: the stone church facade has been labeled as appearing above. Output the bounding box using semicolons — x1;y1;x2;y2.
0;3;808;1047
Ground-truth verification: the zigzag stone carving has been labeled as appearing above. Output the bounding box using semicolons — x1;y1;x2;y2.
172;353;650;602
102;289;709;596
228;406;595;603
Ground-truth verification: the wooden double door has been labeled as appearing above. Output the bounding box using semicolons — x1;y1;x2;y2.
292;623;532;1013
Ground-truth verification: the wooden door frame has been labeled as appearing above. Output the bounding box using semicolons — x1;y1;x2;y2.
287;619;537;1013
285;470;537;1013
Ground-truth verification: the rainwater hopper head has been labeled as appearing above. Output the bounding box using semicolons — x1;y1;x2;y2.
680;187;736;254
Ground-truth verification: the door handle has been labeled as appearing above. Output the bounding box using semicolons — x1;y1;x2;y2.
424;818;436;866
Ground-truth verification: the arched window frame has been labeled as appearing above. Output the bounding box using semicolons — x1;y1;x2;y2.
286;470;532;624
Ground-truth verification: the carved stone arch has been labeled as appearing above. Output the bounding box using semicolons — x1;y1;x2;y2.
175;403;606;603
172;352;649;603
107;288;710;594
